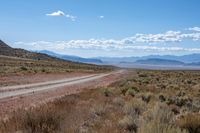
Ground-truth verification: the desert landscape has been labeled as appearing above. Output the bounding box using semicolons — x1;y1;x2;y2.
1;68;200;133
0;41;200;133
1;0;200;133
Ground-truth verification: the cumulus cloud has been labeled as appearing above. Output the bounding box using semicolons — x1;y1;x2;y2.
180;33;200;41
14;27;200;53
127;30;200;43
188;27;200;32
46;11;65;16
131;31;182;43
46;10;76;21
14;40;200;53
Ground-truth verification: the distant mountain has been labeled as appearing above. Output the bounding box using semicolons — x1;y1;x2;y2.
0;40;61;61
99;53;200;64
187;62;200;66
140;54;200;63
38;50;103;64
99;57;139;64
135;58;185;66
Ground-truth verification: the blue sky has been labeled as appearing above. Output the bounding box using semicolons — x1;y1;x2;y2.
0;0;200;57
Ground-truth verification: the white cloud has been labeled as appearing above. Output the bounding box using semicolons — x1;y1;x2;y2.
46;11;65;16
66;14;77;21
14;39;200;52
131;31;182;43
188;27;200;32
46;10;76;21
181;33;200;41
99;16;104;19
127;30;200;43
14;27;200;54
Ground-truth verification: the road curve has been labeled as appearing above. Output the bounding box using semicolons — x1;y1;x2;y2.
0;73;112;100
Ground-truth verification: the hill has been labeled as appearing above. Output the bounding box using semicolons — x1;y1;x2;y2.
0;40;59;61
0;40;113;75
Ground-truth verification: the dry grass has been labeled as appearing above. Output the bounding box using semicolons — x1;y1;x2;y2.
0;105;62;133
176;113;200;133
1;70;200;133
0;56;113;76
119;115;138;132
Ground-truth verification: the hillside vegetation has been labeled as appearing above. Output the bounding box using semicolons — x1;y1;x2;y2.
0;55;113;76
1;70;200;133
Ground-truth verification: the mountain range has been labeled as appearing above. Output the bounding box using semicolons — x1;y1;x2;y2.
37;50;200;67
135;58;185;66
1;39;200;68
98;54;200;64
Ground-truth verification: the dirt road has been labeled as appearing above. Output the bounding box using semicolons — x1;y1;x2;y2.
0;73;111;100
0;70;127;117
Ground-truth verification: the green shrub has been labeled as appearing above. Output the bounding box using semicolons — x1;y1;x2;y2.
41;69;46;72
126;88;136;97
102;88;112;97
20;66;28;71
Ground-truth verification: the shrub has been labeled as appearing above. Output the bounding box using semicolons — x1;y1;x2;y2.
120;87;128;95
126;88;136;97
91;104;106;116
176;113;200;133
141;93;152;103
175;97;190;107
20;66;28;71
41;69;46;72
166;97;175;105
176;91;186;97
131;86;140;93
126;86;140;96
120;85;139;96
22;109;61;133
138;103;186;133
138;122;188;133
1;106;62;133
102;88;112;97
150;103;174;124
138;73;148;78
159;94;166;102
113;97;125;107
123;99;146;116
119;115;138;132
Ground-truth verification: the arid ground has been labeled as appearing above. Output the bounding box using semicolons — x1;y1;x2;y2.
0;69;200;133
